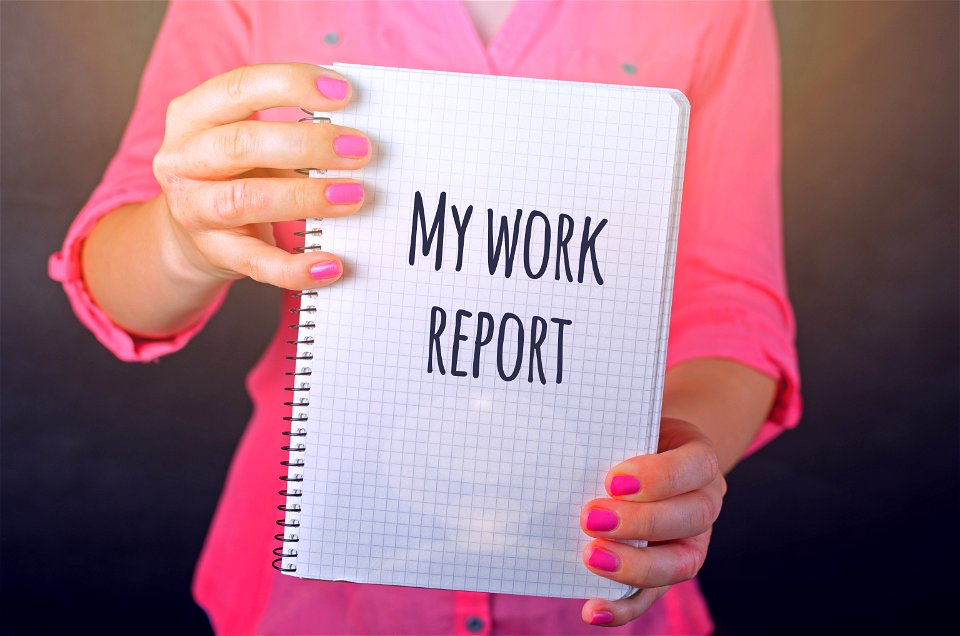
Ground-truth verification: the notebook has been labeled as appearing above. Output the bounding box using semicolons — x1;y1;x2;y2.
276;64;689;600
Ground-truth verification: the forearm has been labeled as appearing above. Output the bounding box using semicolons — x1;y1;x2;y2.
662;358;777;473
80;196;229;339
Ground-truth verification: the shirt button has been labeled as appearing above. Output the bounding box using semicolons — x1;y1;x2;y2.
465;615;485;633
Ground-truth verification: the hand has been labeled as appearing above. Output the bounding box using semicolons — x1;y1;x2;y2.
151;63;370;290
579;418;726;627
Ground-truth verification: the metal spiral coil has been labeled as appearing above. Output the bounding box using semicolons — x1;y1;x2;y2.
273;108;330;574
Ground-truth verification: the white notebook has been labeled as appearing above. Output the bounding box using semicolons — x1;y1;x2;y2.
277;64;689;600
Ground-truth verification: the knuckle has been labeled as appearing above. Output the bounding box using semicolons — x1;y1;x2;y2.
693;546;707;575
676;545;704;582
241;251;268;283
638;507;658;539
701;443;721;483
661;460;686;496
685;441;717;484
152;147;176;185
633;553;655;586
215;180;259;225
297;126;315;163
292;179;314;212
165;95;185;127
224;181;247;223
692;494;716;532
242;251;299;289
708;490;722;521
159;178;197;230
151;152;167;185
224;124;254;161
224;66;251;104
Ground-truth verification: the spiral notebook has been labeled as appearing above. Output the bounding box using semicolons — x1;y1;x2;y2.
276;64;689;600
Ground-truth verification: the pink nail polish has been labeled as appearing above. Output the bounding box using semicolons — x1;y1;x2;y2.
317;76;348;101
309;260;341;280
585;508;619;532
587;547;619;572
325;183;364;205
610;475;641;496
590;610;614;625
333;135;369;158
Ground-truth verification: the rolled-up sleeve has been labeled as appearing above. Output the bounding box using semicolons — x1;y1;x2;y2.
48;0;250;362
667;1;801;453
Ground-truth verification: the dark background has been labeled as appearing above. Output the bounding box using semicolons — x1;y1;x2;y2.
2;2;957;634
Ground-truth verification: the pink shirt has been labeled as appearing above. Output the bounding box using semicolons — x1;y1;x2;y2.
49;2;800;634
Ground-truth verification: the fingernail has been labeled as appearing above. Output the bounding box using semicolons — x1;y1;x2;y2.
587;547;619;572
333;135;369;158
325;183;364;205
590;610;614;625
610;475;641;496
585;508;619;532
317;75;348;101
309;260;341;280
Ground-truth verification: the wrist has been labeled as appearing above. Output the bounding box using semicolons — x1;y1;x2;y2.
663;359;777;473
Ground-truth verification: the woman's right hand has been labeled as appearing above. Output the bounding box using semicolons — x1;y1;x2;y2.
151;62;370;290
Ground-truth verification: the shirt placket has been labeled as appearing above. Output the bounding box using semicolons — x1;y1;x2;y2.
425;3;560;635
453;590;492;635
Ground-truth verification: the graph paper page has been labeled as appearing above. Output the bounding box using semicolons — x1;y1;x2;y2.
280;64;689;600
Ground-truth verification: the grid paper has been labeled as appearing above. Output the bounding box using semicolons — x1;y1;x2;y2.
280;64;689;600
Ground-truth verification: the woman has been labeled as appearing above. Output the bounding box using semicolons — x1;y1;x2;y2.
50;1;800;633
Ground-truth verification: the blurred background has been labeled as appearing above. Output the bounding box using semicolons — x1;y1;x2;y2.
2;2;957;634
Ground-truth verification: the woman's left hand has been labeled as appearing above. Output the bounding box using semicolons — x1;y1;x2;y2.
579;418;727;626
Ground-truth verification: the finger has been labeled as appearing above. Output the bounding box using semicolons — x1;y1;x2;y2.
580;488;722;541
581;587;670;627
166;63;352;137
581;534;710;589
177;121;371;179
206;233;344;290
605;419;719;502
185;178;364;229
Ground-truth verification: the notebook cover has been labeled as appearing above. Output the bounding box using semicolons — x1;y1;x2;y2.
279;64;689;600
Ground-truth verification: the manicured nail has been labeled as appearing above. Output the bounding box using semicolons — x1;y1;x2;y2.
590;610;614;625
587;547;619;572
317;75;348;101
325;183;364;205
309;260;341;280
610;475;641;496
333;135;369;158
585;508;619;532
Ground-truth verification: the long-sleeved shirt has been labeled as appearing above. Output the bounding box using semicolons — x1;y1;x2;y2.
49;2;801;634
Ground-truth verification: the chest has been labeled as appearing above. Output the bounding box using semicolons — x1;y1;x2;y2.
250;1;702;90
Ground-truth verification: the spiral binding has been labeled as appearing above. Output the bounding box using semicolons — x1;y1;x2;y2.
272;110;331;573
